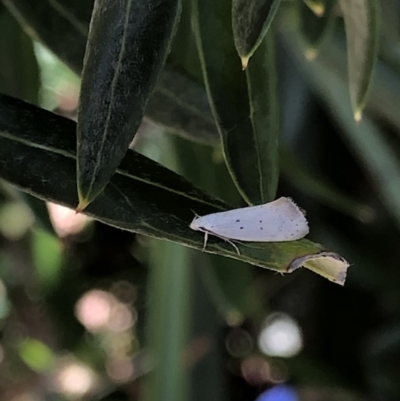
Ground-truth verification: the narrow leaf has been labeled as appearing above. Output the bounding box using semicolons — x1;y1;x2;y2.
0;5;39;103
77;0;182;208
3;0;217;145
145;241;190;401
287;33;400;232
232;0;282;69
168;135;257;322
0;6;55;232
281;147;373;221
200;256;246;323
161;0;218;144
192;0;280;205
339;0;380;120
145;65;219;145
302;36;400;156
299;0;337;60
168;0;203;82
1;0;92;74
0;94;348;284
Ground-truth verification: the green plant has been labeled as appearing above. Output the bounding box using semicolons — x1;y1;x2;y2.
2;0;400;400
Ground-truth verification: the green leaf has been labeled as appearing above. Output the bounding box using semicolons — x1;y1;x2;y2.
145;64;219;145
302;36;400;158
166;135;257;321
366;57;400;135
378;0;400;73
158;0;218;144
281;147;373;221
0;6;56;232
199;256;246;323
3;0;216;145
0;94;348;284
287;33;400;233
0;5;39;103
168;0;203;82
299;0;337;60
77;0;182;209
232;0;282;69
339;0;380;120
145;241;190;401
192;0;280;205
2;0;92;74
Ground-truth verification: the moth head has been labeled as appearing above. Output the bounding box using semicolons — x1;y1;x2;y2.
190;215;201;231
190;210;203;231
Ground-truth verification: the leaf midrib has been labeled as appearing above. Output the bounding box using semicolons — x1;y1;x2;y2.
84;0;134;199
245;69;264;203
0;129;224;209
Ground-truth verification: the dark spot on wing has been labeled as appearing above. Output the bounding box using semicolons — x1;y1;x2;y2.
260;227;263;230
259;220;262;223
240;227;243;229
236;219;240;223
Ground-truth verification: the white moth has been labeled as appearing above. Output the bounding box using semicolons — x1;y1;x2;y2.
190;197;309;253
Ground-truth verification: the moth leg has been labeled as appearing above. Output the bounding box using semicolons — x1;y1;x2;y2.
227;239;240;255
202;232;209;251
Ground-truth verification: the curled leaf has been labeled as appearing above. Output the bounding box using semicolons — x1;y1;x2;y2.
289;251;349;286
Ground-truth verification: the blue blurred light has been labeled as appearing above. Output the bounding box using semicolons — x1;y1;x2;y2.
255;385;298;401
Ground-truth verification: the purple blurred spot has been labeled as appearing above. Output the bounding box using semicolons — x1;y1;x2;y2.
255;385;298;401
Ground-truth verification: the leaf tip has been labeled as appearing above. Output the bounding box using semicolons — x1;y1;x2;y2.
76;198;90;213
313;5;325;16
308;2;325;16
305;48;317;61
241;56;250;70
354;108;363;123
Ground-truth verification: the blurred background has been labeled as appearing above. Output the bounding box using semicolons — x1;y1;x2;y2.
1;1;400;400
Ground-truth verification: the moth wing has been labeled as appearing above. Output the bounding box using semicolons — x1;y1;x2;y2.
191;203;268;231
197;197;308;242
